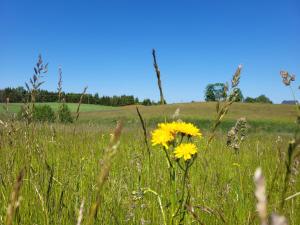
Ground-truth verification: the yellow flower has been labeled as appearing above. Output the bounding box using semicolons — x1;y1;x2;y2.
174;143;197;160
171;121;202;137
151;128;174;149
157;122;177;134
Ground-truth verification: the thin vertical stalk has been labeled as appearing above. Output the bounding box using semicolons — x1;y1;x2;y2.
152;49;165;104
136;106;151;157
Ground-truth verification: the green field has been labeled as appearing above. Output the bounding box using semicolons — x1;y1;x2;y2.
0;102;299;224
0;102;117;113
77;102;297;133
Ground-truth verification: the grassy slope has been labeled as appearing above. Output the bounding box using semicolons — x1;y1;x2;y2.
1;102;296;122
0;102;297;133
79;102;296;121
0;102;117;113
78;102;297;133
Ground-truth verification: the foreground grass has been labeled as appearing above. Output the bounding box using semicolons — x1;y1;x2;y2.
0;121;299;224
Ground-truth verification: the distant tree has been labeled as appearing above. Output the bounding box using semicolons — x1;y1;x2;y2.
134;97;139;104
0;87;27;102
244;97;256;103
0;86;142;106
255;95;272;104
244;95;272;104
229;88;244;102
204;83;227;101
32;105;56;122
142;99;152;106
57;103;73;123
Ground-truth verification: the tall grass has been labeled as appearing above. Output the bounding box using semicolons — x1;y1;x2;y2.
0;56;299;224
0;121;299;224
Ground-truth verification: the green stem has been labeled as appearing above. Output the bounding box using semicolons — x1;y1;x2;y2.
143;188;167;225
172;161;189;223
163;148;175;181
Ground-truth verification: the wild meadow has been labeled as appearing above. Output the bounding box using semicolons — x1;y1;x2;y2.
0;57;299;225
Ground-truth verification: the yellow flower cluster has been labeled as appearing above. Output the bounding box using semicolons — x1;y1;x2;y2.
151;121;201;160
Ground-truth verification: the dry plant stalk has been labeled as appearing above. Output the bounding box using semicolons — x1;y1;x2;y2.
269;213;288;225
22;54;48;123
75;86;88;122
86;121;123;225
171;108;180;120
136;106;150;157
254;168;268;225
280;71;295;86
226;117;248;152
57;66;63;103
280;138;300;209
5;169;25;225
254;168;289;225
4;97;9;114
208;65;242;146
152;49;166;104
278;72;300;210
25;54;48;105
76;199;85;225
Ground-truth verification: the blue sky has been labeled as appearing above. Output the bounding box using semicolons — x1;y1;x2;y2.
1;0;299;103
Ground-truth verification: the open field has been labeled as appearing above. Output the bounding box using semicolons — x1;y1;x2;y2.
0;102;116;114
0;102;299;224
77;102;297;134
2;1;299;224
1;102;298;133
1;102;297;122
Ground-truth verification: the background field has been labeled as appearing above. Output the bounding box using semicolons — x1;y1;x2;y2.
79;102;297;134
0;102;116;114
1;102;297;132
0;102;299;224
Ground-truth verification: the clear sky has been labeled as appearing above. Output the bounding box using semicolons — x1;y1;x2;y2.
1;0;299;103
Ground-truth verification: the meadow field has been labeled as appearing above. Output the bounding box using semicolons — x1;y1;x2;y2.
0;101;299;225
2;0;299;224
0;103;116;114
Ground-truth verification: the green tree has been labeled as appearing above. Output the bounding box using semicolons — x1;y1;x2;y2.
255;95;272;103
204;83;227;101
230;88;244;102
244;97;256;103
57;103;73;123
142;99;152;106
32;105;56;122
244;95;272;104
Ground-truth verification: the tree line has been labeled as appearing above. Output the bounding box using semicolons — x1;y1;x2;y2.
1;84;273;106
0;87;157;106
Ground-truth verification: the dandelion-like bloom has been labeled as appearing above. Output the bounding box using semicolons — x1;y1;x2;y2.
158;123;176;134
174;143;197;161
172;122;202;137
151;128;174;149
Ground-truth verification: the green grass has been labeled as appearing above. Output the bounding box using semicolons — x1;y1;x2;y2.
0;102;299;224
76;102;297;133
78;102;297;122
0;102;117;113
